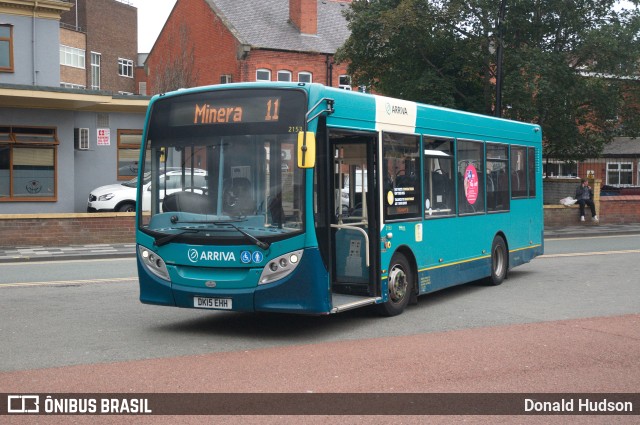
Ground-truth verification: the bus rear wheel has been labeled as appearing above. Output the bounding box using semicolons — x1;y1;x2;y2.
377;252;413;317
485;235;508;286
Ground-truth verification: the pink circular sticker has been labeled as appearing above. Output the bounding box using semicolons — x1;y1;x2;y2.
464;164;479;204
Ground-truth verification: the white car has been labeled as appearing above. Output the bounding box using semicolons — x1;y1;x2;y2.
87;169;207;213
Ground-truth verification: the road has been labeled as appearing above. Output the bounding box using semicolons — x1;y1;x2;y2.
0;235;639;423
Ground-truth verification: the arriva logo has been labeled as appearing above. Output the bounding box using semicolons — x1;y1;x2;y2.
385;102;408;116
187;248;236;263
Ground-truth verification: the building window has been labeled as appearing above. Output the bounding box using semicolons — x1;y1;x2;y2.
60;45;86;69
118;58;134;78
543;159;577;178
220;74;232;84
277;70;292;82
118;130;142;180
607;162;633;186
91;52;101;90
60;82;86;89
298;72;312;83
256;69;271;81
339;75;351;90
74;128;89;150
0;126;58;201
0;24;14;72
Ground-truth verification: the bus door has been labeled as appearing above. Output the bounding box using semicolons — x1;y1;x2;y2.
328;131;380;312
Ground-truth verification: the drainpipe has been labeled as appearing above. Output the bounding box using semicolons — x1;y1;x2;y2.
325;54;333;87
32;1;38;85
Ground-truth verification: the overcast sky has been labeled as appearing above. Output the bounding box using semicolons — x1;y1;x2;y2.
128;0;177;53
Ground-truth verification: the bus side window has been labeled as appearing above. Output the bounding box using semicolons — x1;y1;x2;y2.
457;139;485;215
424;137;454;217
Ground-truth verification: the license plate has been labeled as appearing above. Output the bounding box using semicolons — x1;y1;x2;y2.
194;297;232;310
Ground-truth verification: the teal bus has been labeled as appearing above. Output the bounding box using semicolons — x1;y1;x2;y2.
136;82;543;316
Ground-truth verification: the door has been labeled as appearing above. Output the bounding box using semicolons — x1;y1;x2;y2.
328;131;380;311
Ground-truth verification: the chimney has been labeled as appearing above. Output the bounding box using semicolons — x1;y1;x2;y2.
289;0;317;35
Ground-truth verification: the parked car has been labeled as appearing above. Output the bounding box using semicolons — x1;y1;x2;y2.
87;168;206;212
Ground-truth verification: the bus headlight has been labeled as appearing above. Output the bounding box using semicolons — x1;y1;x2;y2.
138;245;170;281
259;250;304;285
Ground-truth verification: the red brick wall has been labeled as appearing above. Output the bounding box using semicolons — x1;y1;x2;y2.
600;196;640;224
146;0;240;93
289;0;317;34
243;49;349;87
85;0;138;93
544;196;640;227
0;214;135;248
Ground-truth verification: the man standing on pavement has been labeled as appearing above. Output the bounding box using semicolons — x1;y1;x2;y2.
575;178;598;222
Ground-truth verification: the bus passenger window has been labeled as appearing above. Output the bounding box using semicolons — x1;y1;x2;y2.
424;138;454;218
382;132;421;221
486;143;510;212
457;139;485;215
511;146;528;198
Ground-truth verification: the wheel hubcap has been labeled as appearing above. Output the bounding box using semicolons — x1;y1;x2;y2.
388;265;407;303
493;245;505;276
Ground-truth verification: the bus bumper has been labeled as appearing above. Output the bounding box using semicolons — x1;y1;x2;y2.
138;248;330;314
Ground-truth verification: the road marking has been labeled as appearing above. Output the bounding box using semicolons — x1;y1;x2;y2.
0;277;137;288
1;257;136;266
540;249;640;258
545;234;640;241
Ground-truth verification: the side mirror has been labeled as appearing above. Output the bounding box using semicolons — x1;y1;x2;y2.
297;131;316;169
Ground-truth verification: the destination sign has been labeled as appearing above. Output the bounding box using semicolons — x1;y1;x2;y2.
169;96;281;126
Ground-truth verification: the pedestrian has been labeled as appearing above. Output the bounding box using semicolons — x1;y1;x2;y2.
575;178;598;222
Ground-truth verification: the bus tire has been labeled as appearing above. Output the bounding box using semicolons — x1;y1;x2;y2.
485;235;508;286
377;252;413;317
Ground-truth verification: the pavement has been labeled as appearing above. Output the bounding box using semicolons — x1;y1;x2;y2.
1;223;639;263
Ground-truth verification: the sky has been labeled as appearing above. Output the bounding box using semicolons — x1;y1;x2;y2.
128;0;177;53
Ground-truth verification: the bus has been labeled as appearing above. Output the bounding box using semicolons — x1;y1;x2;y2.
136;82;543;316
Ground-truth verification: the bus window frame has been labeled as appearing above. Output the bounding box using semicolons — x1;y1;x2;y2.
456;138;486;216
485;141;510;213
381;131;422;223
422;135;456;219
510;144;531;199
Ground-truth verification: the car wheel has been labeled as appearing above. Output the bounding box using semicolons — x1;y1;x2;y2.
118;203;135;212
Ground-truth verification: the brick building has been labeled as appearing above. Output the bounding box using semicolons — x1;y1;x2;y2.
60;0;138;94
144;0;353;94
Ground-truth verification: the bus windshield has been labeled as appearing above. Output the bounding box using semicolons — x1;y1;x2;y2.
139;88;306;244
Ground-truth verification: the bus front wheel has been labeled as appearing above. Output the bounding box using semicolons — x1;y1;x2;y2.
377;252;413;317
485;235;508;286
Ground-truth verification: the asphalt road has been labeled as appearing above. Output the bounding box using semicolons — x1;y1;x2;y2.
0;235;639;423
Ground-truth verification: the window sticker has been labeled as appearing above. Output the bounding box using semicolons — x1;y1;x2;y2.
464;164;479;205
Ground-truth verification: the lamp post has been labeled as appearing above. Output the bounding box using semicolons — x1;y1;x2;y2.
495;0;507;118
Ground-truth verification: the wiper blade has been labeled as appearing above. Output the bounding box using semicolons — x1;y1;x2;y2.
214;221;271;250
153;229;199;247
173;218;271;250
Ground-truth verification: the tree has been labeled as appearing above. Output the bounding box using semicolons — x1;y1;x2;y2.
336;0;640;161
